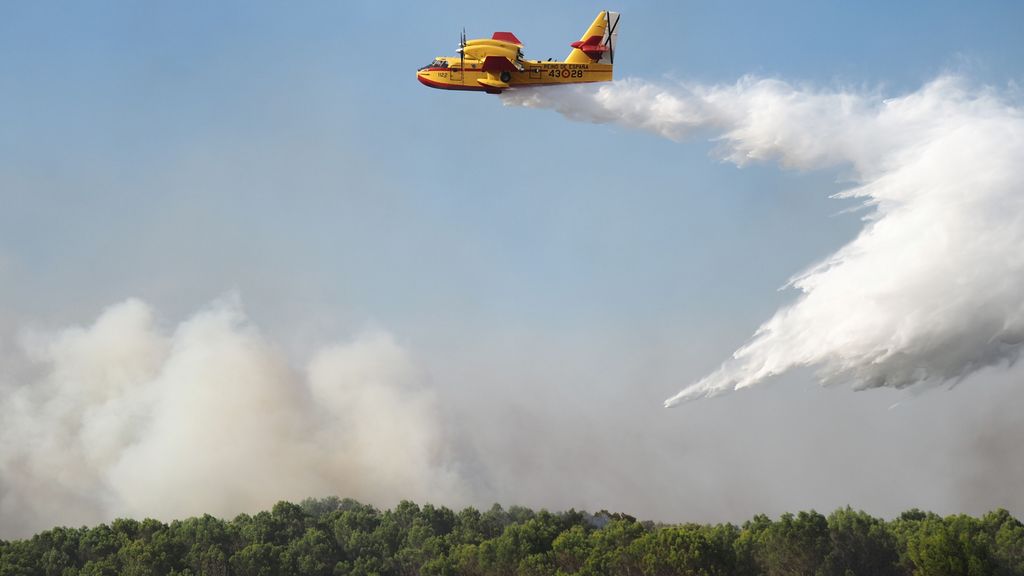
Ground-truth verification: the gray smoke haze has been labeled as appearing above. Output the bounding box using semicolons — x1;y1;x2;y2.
2;280;1023;539
503;76;1024;405
0;296;462;537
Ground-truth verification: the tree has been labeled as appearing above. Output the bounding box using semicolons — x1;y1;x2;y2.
231;543;281;576
5;500;1024;576
272;501;310;544
755;511;830;576
583;518;646;575
628;524;737;576
822;507;902;576
552;525;590;574
117;539;160;576
1;539;41;576
281;528;336;576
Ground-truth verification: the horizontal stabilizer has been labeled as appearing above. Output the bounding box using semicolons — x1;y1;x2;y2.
570;36;610;60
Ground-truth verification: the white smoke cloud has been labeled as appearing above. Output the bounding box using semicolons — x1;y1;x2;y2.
0;296;463;537
504;76;1024;405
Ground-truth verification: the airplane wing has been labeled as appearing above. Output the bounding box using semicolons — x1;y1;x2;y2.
491;32;522;45
482;32;524;72
481;55;519;73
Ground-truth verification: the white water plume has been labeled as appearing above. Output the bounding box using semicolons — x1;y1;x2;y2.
503;76;1024;406
0;296;463;537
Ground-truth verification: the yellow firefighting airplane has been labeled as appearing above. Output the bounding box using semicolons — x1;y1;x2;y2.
417;11;619;94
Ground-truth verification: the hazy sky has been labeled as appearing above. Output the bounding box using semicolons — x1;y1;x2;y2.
2;1;1023;537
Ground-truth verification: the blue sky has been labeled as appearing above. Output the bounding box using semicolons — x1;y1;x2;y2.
3;1;1024;522
3;1;1022;335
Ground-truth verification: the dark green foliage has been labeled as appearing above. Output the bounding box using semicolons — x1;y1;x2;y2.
2;499;1022;576
823;507;902;576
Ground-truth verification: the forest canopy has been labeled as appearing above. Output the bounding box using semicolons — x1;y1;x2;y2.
1;498;1023;576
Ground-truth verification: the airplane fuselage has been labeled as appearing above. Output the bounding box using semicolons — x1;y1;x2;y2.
417;58;613;94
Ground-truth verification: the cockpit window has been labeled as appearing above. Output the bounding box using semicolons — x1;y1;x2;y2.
418;59;449;71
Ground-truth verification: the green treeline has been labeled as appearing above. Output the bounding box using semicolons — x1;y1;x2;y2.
2;498;1023;576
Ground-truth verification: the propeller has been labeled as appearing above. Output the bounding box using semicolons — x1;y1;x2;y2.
456;28;466;69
